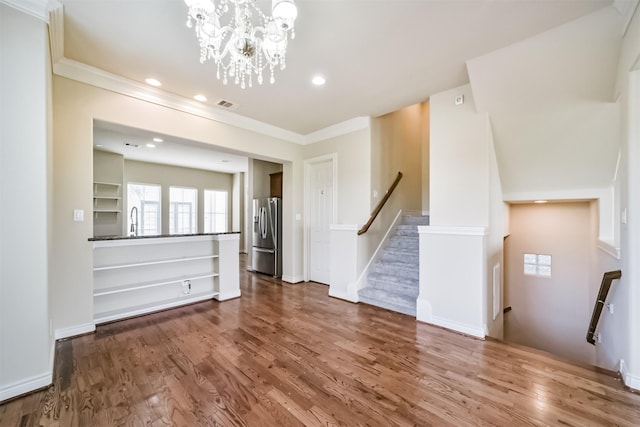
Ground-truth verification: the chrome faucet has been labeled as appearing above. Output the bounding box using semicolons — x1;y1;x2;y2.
130;206;139;236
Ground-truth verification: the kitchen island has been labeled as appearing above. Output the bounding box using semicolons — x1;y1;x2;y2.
90;232;240;324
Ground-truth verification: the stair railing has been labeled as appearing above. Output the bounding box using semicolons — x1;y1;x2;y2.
586;270;621;345
358;172;403;235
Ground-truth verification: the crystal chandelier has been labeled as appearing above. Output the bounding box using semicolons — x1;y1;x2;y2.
184;0;298;89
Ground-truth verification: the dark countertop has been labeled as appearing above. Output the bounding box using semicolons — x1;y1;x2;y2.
89;232;240;242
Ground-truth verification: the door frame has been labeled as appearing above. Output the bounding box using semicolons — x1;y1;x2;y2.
303;153;338;282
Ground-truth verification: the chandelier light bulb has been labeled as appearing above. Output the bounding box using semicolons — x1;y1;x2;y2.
184;0;298;88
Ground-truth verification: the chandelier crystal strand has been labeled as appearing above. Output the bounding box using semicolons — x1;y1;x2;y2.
184;0;297;88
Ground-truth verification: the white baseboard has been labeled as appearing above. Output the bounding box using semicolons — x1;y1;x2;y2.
0;371;52;402
620;359;640;391
215;290;242;301
54;322;96;340
420;314;486;339
282;275;304;284
416;297;432;321
328;287;359;303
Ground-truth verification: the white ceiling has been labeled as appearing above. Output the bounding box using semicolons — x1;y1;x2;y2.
60;0;613;137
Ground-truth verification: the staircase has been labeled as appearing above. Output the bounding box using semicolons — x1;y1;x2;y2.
358;214;429;316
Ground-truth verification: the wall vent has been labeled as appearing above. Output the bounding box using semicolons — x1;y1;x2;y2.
216;99;237;110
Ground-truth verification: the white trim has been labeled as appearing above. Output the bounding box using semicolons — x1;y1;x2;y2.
91;233;233;247
47;1;64;63
352;209;405;291
303;117;371;145
0;371;52;402
0;0;50;22
420;315;486;339
303;153;338;282
329;224;359;231
328;286;359;303
620;359;640;391
597;240;621;259
503;188;608;202
214;290;241;301
416;297;432;321
49;56;372;145
418;225;487;236
53;58;307;144
282;274;304;283
54;322;95;340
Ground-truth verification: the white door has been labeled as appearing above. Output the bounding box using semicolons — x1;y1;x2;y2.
309;160;333;284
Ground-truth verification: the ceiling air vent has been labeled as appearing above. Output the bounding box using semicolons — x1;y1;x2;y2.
216;99;237;110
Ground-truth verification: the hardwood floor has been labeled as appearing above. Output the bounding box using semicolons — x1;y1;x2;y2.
2;256;640;426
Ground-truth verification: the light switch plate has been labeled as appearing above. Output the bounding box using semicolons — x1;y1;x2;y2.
73;209;84;222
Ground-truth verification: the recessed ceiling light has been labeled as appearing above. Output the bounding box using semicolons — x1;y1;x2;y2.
145;78;162;87
312;75;326;86
152;137;163;143
534;200;548;204
194;94;207;102
95;144;103;147
220;159;230;163
146;143;156;148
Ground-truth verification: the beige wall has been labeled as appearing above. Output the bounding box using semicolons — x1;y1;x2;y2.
505;202;595;365
52;76;304;334
252;159;282;199
303;128;371;224
124;159;234;235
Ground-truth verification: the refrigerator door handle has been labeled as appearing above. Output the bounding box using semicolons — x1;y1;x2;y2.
254;247;275;254
260;207;268;240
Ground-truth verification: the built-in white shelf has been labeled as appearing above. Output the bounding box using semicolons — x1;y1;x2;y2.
94;254;219;271
92;233;240;325
93;196;121;200
94;291;218;325
93;209;121;213
94;272;219;296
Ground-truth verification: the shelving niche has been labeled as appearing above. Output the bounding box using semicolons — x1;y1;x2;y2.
92;234;240;324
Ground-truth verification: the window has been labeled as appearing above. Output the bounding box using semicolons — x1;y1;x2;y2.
127;183;161;236
524;253;552;277
170;187;197;234
204;190;227;233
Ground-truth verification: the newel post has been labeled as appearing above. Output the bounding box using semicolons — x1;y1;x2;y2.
328;224;360;302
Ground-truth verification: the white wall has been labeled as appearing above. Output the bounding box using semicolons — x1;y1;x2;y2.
419;84;504;338
0;4;52;400
429;85;490;227
52;76;304;336
467;5;623;197
597;3;640;389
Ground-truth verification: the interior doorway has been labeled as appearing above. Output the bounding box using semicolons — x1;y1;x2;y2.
304;154;337;284
504;201;596;365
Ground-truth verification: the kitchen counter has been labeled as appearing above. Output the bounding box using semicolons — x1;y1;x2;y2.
89;231;240;242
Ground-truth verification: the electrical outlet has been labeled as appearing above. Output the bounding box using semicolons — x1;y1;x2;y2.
607;303;614;314
596;332;602;343
182;280;191;295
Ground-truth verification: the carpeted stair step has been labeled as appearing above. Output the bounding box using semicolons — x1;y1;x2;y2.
357;214;428;317
359;288;416;316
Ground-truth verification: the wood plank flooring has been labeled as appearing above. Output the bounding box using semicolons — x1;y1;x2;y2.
2;256;640;426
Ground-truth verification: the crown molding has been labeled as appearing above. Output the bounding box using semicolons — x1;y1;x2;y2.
0;0;50;22
302;117;371;145
45;4;369;146
53;57;310;144
47;1;64;63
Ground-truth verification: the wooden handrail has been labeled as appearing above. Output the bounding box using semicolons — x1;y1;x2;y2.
586;270;621;345
357;172;403;235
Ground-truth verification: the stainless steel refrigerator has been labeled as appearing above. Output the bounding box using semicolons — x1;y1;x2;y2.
252;197;282;277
